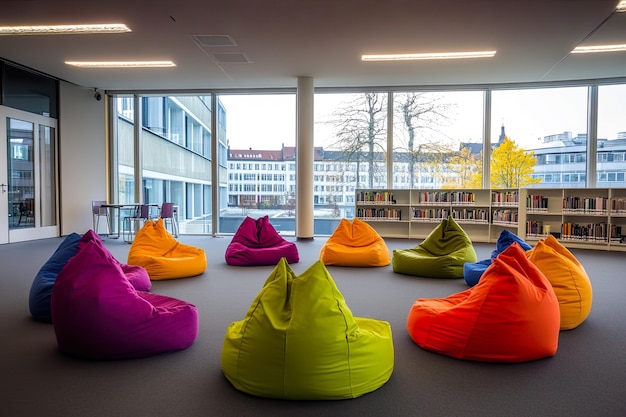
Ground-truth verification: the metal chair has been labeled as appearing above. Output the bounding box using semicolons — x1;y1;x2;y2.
91;200;111;237
160;202;179;237
124;204;151;243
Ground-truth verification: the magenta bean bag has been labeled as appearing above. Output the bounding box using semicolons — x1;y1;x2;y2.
80;229;151;291
51;239;198;359
225;216;299;266
29;230;151;323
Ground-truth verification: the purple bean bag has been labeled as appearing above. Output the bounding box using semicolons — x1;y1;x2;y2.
51;239;198;359
464;229;532;287
225;216;299;266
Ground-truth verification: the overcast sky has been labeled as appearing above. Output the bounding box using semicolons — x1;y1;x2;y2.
219;85;626;151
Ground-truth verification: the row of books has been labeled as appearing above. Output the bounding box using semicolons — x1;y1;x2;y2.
417;191;477;205
612;198;626;213
492;191;519;205
412;208;450;220
492;209;519;224
562;196;608;213
356;191;395;203
526;220;623;241
356;207;401;220
526;195;549;210
451;208;489;223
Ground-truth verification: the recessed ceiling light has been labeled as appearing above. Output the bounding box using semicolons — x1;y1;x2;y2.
65;60;176;68
0;23;131;35
571;44;626;54
617;1;626;12
361;51;497;61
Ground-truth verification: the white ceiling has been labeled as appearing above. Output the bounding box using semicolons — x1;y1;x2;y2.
1;0;625;92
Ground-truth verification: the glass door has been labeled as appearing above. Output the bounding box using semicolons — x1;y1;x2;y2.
0;106;58;244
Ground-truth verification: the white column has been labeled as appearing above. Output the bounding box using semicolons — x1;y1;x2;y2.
296;77;314;239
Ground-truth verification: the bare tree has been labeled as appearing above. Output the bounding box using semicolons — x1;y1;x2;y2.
325;93;387;188
394;92;456;188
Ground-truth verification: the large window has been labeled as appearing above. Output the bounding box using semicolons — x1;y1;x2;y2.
392;91;484;189
490;87;588;189
217;94;296;234
597;84;626;188
111;81;626;237
113;94;218;235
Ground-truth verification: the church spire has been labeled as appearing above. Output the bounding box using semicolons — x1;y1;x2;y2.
499;120;506;144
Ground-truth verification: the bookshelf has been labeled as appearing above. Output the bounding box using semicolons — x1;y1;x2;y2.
356;188;626;251
356;188;516;243
518;188;625;252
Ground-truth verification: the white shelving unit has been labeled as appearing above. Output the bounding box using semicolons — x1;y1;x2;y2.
518;188;626;252
356;188;626;251
356;188;515;243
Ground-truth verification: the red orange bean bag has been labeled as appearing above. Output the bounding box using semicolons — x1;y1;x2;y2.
127;218;206;280
526;235;592;330
221;258;394;399
407;242;560;362
225;216;299;265
320;218;390;267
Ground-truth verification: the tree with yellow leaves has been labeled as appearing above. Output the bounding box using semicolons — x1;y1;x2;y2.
490;136;542;189
443;146;482;188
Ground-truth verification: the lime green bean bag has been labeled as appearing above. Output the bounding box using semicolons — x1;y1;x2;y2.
392;215;477;278
221;258;394;400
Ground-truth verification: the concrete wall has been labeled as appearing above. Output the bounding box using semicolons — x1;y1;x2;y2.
58;82;107;236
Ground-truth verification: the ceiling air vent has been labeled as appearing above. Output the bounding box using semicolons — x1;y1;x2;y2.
192;35;237;47
212;53;251;63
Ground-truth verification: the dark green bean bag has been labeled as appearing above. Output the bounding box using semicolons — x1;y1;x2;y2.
392;216;477;278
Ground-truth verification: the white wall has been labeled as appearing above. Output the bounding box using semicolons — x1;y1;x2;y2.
58;82;107;235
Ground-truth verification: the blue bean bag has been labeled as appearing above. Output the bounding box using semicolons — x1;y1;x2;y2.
29;233;82;322
29;230;151;323
464;229;532;287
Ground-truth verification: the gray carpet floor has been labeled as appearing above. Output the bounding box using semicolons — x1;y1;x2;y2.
1;235;625;417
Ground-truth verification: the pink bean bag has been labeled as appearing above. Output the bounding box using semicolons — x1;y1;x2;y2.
52;239;198;359
407;242;560;362
225;216;299;266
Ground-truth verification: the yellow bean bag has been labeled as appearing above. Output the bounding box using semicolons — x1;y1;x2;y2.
320;218;390;267
127;218;206;280
221;258;394;400
526;235;592;330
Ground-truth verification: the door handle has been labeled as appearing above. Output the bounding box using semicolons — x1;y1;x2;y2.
0;183;7;193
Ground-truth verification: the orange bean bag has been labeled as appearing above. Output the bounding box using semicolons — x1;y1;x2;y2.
407;242;560;362
320;218;390;267
526;235;592;330
127;218;206;280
